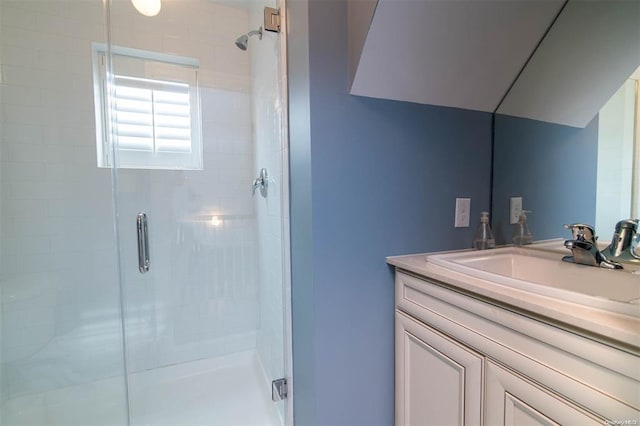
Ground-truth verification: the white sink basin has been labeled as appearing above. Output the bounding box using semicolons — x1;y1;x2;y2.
428;247;640;316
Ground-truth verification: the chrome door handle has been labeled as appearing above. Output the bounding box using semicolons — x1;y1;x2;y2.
136;212;150;273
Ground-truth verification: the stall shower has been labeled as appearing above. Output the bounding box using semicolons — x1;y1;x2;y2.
0;0;291;424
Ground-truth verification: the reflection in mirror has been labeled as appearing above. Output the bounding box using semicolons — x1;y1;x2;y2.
595;67;640;234
492;1;640;245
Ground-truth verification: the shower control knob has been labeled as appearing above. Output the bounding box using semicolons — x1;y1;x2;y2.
252;168;269;198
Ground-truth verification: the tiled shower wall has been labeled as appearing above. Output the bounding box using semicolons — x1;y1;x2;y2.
0;0;259;400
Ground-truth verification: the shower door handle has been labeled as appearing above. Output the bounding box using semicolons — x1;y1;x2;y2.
136;212;150;273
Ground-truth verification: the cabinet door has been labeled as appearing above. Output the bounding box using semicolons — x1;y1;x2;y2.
485;360;603;425
396;311;483;426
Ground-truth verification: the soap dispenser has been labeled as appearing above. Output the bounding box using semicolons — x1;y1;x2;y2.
512;210;533;246
473;211;495;250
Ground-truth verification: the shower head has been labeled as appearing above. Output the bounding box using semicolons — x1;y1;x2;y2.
234;27;262;50
234;27;263;51
235;34;249;51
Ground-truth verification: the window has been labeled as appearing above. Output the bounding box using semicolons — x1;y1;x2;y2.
92;44;203;170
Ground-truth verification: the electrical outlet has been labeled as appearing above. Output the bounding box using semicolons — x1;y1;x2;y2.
510;197;523;224
455;198;471;228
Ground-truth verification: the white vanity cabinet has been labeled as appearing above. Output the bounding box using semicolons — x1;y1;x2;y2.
393;270;640;426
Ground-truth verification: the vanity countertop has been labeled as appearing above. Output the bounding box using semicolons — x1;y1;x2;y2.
387;244;640;352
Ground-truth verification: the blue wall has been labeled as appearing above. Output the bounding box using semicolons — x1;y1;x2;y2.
289;1;493;424
492;114;599;245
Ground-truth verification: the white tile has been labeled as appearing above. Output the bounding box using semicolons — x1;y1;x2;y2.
34;32;88;57
0;27;43;50
44;164;99;184
0;65;38;88
0;44;39;68
36;49;76;74
18;1;73;17
0;85;41;108
5;215;55;238
1;161;47;181
34;11;103;40
63;1;106;26
2;104;47;126
201;70;251;93
50;124;96;146
0;4;39;31
2;236;51;256
0;123;43;145
2;143;47;163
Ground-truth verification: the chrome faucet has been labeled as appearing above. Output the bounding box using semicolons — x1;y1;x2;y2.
252;168;269;198
601;219;640;264
563;223;596;244
562;223;622;269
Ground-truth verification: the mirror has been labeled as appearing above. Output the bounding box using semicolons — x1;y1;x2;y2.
491;0;640;245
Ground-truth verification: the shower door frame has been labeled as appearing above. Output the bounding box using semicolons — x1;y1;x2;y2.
276;0;294;423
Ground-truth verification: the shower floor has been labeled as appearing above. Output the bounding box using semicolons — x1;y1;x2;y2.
2;351;282;426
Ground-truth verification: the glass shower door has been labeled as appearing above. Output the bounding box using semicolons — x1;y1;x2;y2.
0;1;130;424
106;0;289;424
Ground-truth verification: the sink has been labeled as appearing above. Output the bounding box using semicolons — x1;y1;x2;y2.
428;246;640;316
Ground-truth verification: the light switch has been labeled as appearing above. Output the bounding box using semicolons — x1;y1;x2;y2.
510;197;522;224
455;198;471;228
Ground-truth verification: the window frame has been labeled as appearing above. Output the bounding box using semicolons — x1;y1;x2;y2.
92;43;203;170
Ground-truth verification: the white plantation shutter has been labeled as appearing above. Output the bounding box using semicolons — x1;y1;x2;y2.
92;45;202;170
113;76;192;154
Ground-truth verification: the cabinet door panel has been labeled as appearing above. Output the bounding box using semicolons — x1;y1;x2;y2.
485;360;602;425
396;311;483;426
504;392;559;426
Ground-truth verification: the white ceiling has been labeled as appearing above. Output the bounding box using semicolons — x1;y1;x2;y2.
349;0;565;113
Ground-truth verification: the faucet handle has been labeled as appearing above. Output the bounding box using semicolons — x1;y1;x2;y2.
614;219;639;233
564;223;597;244
602;219;640;261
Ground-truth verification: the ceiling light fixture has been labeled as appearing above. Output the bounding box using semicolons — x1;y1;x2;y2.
131;0;161;17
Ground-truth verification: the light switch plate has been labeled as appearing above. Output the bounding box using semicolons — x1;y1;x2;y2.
455;198;471;228
510;197;522;224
